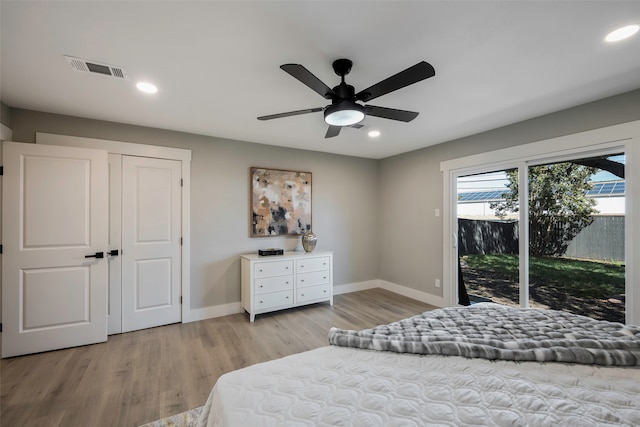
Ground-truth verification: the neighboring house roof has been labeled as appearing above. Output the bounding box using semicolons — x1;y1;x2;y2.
458;181;625;203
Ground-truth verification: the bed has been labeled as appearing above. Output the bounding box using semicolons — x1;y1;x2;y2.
198;303;640;426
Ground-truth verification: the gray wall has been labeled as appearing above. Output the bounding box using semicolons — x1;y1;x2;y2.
4;88;640;311
7;109;380;309
378;89;640;298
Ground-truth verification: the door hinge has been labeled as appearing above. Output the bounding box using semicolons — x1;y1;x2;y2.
0;322;3;332
0;244;3;254
180;296;183;304
180;178;183;187
0;166;3;176
180;237;183;245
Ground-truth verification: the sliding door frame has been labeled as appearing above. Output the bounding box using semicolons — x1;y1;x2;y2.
441;120;640;325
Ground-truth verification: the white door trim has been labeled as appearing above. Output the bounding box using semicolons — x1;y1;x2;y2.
0;123;12;141
35;133;192;324
107;154;123;334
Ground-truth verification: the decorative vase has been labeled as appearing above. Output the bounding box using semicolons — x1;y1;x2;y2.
301;231;317;253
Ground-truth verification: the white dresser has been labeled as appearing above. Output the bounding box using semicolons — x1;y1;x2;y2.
241;251;333;322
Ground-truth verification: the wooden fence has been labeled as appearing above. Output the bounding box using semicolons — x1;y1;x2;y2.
458;215;624;262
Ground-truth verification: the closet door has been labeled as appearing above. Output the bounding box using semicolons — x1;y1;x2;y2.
2;142;108;357
121;156;182;332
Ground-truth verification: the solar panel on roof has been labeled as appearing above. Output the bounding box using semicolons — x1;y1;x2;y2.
457;190;511;203
611;182;625;194
457;180;624;203
591;183;604;194
589;181;625;197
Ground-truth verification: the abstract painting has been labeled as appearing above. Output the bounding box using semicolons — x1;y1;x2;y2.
250;167;312;237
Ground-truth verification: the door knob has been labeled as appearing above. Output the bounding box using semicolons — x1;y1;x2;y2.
107;249;120;257
85;252;104;259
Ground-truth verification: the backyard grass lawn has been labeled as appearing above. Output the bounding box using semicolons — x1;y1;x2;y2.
461;254;626;323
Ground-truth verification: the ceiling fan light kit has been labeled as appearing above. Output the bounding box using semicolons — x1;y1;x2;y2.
324;101;365;126
258;58;435;138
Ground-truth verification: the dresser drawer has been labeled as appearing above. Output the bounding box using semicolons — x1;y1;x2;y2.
254;260;293;278
297;284;331;303
255;275;294;294
255;290;294;310
296;270;330;288
296;256;330;274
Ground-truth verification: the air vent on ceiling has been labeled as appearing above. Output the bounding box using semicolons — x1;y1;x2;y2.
64;55;129;80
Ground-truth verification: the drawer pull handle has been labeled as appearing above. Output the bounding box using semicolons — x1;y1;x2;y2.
301;294;304;297
259;285;263;288
259;269;263;272
286;266;289;269
259;300;263;304
286;296;289;299
301;279;304;282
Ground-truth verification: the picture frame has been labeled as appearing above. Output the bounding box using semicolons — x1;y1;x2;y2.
250;167;312;237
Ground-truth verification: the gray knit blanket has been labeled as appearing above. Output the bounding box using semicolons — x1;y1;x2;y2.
328;303;640;366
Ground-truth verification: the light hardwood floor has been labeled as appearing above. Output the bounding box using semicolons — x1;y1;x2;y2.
0;288;436;427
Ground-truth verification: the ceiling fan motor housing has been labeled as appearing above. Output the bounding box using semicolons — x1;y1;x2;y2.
333;82;356;100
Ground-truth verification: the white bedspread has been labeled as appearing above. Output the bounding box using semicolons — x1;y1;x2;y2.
199;346;640;426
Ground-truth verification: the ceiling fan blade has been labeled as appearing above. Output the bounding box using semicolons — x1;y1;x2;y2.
365;105;419;122
355;61;435;102
281;64;336;99
325;125;341;138
258;107;324;121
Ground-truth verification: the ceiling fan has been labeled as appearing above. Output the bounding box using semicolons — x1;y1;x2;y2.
257;58;436;138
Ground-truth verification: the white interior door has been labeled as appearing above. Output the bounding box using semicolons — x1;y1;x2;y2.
107;153;122;335
121;156;181;332
2;142;108;358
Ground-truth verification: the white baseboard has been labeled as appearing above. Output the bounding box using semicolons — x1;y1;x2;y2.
184;301;243;323
333;280;379;295
378;280;445;308
183;280;444;323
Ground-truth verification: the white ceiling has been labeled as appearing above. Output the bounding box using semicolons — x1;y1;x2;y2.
1;1;639;159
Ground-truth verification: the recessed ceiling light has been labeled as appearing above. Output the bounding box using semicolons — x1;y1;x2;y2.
605;24;639;42
136;82;158;94
368;130;381;138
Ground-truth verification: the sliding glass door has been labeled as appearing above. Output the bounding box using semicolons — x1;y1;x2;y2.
526;154;625;323
457;169;520;307
454;152;626;323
